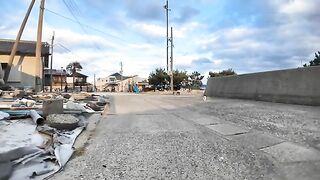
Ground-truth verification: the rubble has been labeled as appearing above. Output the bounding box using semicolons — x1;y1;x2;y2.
0;111;10;120
13;98;36;107
0;90;110;179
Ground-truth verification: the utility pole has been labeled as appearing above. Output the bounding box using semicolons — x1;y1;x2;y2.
50;31;55;92
60;67;63;92
164;0;169;72
4;0;35;83
170;27;174;92
35;0;46;91
93;73;96;92
120;62;123;92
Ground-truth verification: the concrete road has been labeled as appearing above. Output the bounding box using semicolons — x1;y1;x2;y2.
52;94;320;180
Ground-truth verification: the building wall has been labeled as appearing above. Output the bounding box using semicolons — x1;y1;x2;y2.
96;77;107;91
205;66;320;106
96;76;117;91
0;55;43;89
118;76;148;92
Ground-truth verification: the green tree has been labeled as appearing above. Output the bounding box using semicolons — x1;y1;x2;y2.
148;68;189;90
209;68;236;77
148;68;169;90
303;51;320;67
171;70;188;89
189;71;204;89
66;61;83;90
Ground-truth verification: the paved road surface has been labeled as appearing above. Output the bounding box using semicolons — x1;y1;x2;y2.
52;94;320;180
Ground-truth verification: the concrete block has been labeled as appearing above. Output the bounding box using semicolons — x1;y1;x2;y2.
261;142;320;163
207;124;248;136
229;132;284;149
42;99;63;117
46;114;79;130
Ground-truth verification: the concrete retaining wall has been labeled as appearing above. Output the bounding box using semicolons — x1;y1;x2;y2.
205;66;320;106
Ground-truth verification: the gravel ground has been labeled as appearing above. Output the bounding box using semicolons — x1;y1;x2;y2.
193;97;320;150
51;94;283;180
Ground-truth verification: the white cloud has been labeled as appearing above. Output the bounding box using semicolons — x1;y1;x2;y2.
131;23;165;38
273;0;317;16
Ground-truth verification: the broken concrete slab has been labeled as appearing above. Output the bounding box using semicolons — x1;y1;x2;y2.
229;132;284;149
43;99;63;117
86;102;104;111
46;114;79;130
207;123;248;136
261;142;320;163
65;101;95;113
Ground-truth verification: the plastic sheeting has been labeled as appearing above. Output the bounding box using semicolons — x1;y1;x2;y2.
0;118;84;179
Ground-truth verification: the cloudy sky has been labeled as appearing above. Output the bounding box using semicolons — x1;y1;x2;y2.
1;0;319;82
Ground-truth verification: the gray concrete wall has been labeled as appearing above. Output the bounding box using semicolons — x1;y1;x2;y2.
205;66;320;106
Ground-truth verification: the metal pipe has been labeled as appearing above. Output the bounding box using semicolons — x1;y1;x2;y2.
30;110;44;125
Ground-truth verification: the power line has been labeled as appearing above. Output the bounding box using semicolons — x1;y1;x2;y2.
61;0;87;34
56;43;72;53
44;8;129;44
67;0;82;17
61;0;103;51
55;42;86;62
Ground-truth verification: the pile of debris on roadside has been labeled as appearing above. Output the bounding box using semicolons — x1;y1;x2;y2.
0;91;109;180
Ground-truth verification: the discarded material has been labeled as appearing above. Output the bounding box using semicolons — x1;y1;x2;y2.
30;110;44;125
0;111;10;120
0;92;108;179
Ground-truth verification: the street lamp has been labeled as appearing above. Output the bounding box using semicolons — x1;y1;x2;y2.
60;67;63;92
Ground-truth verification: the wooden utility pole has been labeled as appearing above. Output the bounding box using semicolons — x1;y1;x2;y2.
170;27;174;92
50;31;54;92
4;0;36;83
35;0;46;91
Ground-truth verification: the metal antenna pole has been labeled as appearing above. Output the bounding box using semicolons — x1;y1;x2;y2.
50;31;55;92
170;27;174;92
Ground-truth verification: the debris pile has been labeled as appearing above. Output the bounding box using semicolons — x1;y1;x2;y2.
0;91;109;179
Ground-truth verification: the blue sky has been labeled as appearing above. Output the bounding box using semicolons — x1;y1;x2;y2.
0;0;319;82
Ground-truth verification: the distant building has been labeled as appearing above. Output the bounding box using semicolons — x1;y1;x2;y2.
0;39;50;90
96;72;148;92
118;75;148;92
44;70;89;92
96;72;127;92
44;69;67;92
66;72;88;87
